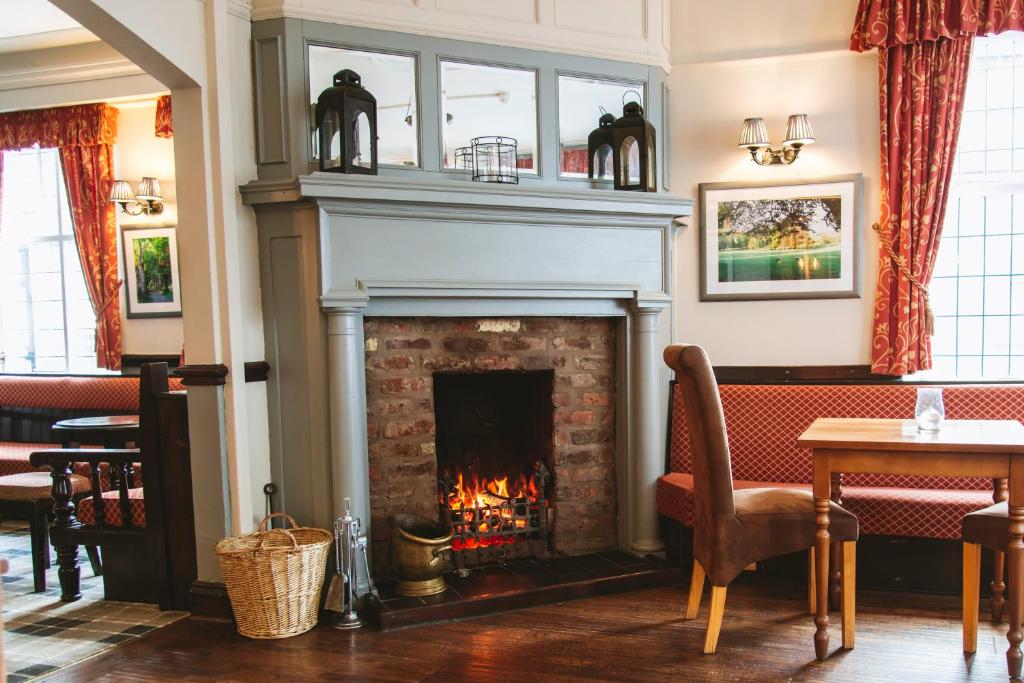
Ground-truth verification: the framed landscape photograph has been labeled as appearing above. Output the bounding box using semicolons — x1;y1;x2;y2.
121;225;182;318
699;175;862;301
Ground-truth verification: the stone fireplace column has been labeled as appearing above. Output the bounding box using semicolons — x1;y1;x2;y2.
325;306;372;544
630;303;667;554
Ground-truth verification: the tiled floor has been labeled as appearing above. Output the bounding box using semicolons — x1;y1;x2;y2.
0;522;186;682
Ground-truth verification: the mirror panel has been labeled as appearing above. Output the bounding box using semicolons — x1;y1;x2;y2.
441;60;538;173
308;45;418;167
558;75;644;178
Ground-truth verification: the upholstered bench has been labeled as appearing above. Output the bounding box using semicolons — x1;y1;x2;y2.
0;374;181;478
658;383;1024;546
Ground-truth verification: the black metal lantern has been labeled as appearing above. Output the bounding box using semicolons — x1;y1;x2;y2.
611;96;656;192
315;69;378;174
587;109;615;181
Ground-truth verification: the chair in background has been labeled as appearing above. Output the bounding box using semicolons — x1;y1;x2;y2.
663;344;860;654
30;363;196;610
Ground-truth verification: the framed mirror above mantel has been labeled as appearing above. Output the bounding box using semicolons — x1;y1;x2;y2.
252;17;669;191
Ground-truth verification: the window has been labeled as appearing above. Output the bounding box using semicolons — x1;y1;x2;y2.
0;147;98;373
929;32;1024;378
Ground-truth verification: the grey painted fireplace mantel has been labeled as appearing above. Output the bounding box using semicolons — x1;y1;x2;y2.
241;173;693;562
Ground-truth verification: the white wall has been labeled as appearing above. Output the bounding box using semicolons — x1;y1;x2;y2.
669;0;880;366
113;100;184;356
252;0;671;68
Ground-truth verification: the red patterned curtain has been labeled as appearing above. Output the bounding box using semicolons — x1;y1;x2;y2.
155;95;173;138
0;104;121;370
850;0;1024;375
561;147;589;175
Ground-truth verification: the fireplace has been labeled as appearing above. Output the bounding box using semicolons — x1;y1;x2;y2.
434;370;554;567
363;316;619;574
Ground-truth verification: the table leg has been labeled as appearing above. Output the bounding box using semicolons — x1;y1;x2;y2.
813;451;831;660
829;473;843;611
993;477;1008;623
1007;502;1024;678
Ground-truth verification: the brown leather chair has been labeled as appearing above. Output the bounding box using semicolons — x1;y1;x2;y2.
664;344;859;654
962;502;1009;655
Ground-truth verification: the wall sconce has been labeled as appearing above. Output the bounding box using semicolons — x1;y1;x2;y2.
110;177;164;215
738;114;815;165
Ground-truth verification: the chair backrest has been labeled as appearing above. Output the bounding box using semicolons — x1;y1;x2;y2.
663;345;736;529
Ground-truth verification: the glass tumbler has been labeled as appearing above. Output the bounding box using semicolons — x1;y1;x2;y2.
915;387;945;432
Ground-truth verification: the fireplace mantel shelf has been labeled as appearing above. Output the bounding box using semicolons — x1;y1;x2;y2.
241;173;693;223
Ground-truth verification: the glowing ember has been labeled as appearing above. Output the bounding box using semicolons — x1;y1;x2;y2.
441;469;540;551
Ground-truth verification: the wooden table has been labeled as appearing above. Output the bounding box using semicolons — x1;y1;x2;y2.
51;414;140;449
52;415;140;489
798;418;1024;675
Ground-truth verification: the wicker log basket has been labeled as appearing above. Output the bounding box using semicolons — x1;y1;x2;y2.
215;512;332;639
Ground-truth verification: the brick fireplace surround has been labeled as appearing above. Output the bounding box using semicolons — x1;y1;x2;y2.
365;316;618;567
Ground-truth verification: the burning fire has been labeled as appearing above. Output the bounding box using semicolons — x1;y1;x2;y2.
443;470;539;551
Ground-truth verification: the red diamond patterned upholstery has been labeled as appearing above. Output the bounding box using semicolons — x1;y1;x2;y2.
0;442;56;477
77;488;146;527
840;487;995;539
0;374;184;410
660;382;1024;540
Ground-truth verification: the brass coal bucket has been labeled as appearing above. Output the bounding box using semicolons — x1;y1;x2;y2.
388;514;454;597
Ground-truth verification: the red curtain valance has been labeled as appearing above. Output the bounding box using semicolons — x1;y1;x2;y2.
852;0;1024;51
0;103;117;152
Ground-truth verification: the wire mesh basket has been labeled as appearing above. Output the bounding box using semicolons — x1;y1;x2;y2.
471;136;519;184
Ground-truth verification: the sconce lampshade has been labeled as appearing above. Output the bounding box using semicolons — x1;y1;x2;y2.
110;179;135;203
783;114;815;147
136;177;162;201
738;118;770;149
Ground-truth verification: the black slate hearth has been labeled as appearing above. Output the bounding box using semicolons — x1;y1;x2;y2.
367;551;677;630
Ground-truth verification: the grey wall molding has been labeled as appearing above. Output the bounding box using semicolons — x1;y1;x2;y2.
251;18;669;189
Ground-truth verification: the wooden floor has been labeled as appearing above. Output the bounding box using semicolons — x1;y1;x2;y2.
52;576;1018;682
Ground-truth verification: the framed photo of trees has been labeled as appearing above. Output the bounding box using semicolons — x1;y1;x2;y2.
121;225;182;318
698;175;862;301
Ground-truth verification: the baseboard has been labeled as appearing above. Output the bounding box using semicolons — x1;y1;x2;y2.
189;580;233;621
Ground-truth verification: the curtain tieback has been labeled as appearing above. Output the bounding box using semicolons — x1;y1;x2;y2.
872;222;934;336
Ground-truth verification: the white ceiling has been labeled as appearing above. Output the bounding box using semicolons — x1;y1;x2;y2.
0;0;97;53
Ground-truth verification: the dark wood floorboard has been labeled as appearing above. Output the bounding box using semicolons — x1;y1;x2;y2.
50;576;1018;682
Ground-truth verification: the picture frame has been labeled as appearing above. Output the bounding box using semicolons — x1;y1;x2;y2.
699;175;863;302
121;225;183;319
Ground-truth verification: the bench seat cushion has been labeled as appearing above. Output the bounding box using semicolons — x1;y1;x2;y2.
0;442;57;477
657;473;996;540
77;488;145;527
840;487;994;540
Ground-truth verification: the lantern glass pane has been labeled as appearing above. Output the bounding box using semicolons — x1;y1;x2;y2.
308;45;418;167
441;60;537;173
593;143;613;179
646;135;656;188
558;75;644;178
621;136;640;185
322;108;343;170
354;111;372;169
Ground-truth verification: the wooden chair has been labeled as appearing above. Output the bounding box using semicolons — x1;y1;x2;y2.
962;502;1011;657
0;471;100;592
29;363;197;610
664;344;860;654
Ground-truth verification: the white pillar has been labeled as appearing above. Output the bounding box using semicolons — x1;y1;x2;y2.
630;303;666;554
325;306;372;542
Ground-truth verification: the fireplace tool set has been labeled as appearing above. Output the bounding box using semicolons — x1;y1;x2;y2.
325;498;376;629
